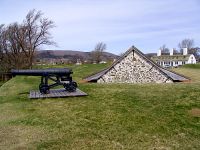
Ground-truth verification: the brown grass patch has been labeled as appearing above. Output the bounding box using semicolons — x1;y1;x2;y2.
0;125;48;149
188;108;200;117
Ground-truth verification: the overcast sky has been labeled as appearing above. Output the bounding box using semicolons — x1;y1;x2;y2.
0;0;200;54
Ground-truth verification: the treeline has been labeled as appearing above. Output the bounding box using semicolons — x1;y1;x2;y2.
0;9;55;72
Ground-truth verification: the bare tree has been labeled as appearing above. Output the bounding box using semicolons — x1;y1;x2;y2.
178;38;196;55
0;9;55;71
189;47;200;58
0;23;26;71
173;48;179;54
160;44;169;53
0;24;10;71
178;38;194;50
91;42;106;63
20;9;55;68
0;25;4;62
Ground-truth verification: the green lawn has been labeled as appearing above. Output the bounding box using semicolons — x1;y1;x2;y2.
0;64;200;149
33;63;111;82
0;81;5;87
171;64;200;83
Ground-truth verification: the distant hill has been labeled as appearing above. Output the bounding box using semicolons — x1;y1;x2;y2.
36;50;119;63
145;53;157;59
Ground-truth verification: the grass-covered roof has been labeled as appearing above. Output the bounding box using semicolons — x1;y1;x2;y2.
151;54;190;61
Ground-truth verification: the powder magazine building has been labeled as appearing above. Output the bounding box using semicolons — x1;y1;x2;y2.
84;46;189;83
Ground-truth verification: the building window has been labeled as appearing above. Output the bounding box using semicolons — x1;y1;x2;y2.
182;61;185;65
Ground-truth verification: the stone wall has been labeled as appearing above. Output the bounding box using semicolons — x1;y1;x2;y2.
97;51;173;83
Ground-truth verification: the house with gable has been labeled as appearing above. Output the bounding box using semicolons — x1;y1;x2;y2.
84;45;189;83
151;48;196;67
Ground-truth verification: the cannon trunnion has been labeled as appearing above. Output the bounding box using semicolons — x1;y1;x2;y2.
11;68;77;94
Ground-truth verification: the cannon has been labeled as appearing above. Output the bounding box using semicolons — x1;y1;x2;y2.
11;68;77;94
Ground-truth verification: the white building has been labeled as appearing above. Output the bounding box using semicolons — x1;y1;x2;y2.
151;48;196;67
99;61;107;64
76;59;82;65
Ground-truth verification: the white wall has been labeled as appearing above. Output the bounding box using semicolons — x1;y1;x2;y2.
183;48;188;55
187;54;196;64
157;49;161;56
178;61;182;65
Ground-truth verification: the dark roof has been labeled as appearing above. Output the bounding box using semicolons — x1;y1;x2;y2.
84;46;189;82
84;68;109;82
160;68;189;81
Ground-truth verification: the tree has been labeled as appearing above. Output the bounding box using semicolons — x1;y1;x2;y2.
91;42;106;63
159;44;169;53
0;25;4;63
178;38;200;56
19;9;55;68
178;38;194;50
189;47;200;59
0;9;55;71
173;48;179;54
0;26;4;71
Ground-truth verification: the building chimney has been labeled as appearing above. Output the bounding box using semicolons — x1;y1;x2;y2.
183;48;188;55
170;48;174;56
157;49;161;56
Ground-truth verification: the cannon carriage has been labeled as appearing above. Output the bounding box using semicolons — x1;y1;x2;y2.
11;68;77;94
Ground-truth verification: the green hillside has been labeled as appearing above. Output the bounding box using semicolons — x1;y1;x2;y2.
0;81;4;87
0;64;200;149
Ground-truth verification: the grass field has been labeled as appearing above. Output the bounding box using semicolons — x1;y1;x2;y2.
0;81;5;87
172;64;200;83
0;64;200;149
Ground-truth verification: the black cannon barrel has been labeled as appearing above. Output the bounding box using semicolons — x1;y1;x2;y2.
11;68;72;76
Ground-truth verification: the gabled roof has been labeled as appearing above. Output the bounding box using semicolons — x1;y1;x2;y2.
84;45;190;82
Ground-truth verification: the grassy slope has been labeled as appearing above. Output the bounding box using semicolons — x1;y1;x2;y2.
172;64;200;83
0;81;5;87
33;63;110;82
0;64;200;149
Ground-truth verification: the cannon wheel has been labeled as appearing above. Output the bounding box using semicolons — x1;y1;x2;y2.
39;83;50;94
64;81;77;92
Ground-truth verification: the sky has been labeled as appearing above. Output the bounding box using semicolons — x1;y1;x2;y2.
0;0;200;54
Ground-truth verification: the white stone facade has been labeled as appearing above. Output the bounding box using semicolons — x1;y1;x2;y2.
97;51;173;83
